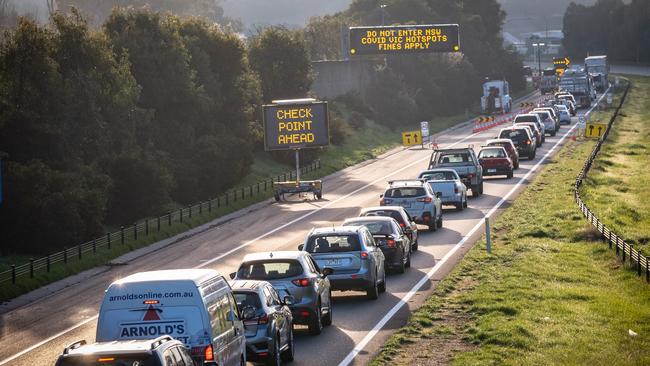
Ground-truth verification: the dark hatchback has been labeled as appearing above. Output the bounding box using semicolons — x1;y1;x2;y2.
498;127;536;160
342;216;412;274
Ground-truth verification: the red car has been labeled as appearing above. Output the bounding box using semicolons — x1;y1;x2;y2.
478;146;514;179
485;139;519;169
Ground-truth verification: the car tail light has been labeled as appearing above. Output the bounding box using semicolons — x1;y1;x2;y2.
399;222;405;228
416;197;432;203
526;140;531;145
205;344;214;362
454;185;459;194
244;313;269;326
386;239;396;248
292;278;312;287
360;252;369;259
468;173;475;178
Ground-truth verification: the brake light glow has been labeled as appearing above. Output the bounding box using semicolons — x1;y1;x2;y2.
143;300;159;305
526;140;531;145
386;239;396;248
416;197;432;203
98;358;115;362
292;278;311;287
360;252;369;259
454;185;459;194
399;222;405;228
205;344;214;361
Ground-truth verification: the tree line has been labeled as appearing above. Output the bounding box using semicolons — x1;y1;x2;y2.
562;0;650;63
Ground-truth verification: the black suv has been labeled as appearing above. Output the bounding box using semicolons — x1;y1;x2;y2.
498;126;536;160
55;336;193;366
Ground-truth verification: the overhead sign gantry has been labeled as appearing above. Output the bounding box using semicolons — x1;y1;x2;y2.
348;24;460;55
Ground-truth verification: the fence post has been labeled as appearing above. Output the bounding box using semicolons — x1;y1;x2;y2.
189;205;192;219
485;217;492;253
121;226;125;244
217;196;221;208
180;209;183;223
107;232;111;249
145;220;149;236
638;253;642;276
241;188;244;200
209;200;212;212
646;257;649;283
157;217;161;232
226;193;229;206
264;180;267;191
622;242;626;263
615;236;619;255
93;239;97;254
78;244;82;260
134;223;138;241
234;190;237;203
199;202;203;215
11;265;16;284
168;213;172;226
64;248;68;264
608;230;612;249
47;255;51;272
249;185;253;197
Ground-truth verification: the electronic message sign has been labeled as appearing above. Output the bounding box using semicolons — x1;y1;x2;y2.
263;101;329;151
349;24;460;55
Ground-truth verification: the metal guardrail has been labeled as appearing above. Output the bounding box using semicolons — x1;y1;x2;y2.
1;160;321;285
573;80;649;282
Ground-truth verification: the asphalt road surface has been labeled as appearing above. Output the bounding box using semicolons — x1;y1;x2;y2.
0;90;605;366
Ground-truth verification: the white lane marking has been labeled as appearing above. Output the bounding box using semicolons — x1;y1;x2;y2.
0;106;494;366
337;89;610;366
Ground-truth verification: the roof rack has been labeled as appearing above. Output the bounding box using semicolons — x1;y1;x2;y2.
387;179;427;185
63;340;87;355
151;335;173;350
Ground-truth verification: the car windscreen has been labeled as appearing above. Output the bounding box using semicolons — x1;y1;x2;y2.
419;171;457;181
437;152;471;164
305;234;361;253
233;291;264;315
237;260;304;280
479;148;506;158
499;129;528;142
384;187;426;198
57;354;158;366
514;115;537;123
361;210;406;226
344;221;393;235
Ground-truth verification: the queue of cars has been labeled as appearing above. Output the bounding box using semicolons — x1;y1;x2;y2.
55;92;578;366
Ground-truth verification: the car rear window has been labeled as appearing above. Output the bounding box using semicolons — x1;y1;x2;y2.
361;210;406;226
479;148;506;158
237;260;304;280
419;171;456;180
233;291;263;315
57;355;158;366
532;111;549;121
488;142;510;150
344;220;393;235
437;152;471;164
499;129;528;142
514;115;537;123
384;187;426;198
305;234;361;253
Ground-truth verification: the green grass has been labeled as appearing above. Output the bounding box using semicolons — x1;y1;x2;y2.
580;75;650;254
371;77;650;366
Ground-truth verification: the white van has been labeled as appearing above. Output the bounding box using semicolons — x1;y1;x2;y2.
96;269;246;366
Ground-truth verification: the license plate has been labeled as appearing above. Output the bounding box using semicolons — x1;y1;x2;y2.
488;169;497;173
325;259;342;266
400;202;411;208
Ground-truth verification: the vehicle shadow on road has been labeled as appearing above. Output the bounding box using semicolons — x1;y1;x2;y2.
440;206;486;220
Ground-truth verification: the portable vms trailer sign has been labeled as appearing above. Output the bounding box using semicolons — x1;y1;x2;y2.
263;100;329;151
349;24;460;55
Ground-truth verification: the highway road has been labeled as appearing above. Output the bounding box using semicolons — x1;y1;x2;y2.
0;90;604;366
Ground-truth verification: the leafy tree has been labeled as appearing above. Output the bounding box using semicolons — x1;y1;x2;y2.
248;27;313;103
302;15;345;60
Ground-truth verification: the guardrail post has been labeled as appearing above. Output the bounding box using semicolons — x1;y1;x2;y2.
217;196;221;208
638;253;642;276
78;244;82;260
199;202;203;215
241;188;244;200
189;205;192;218
29;258;34;278
47;255;51;272
133;223;138;241
225;193;229;206
107;232;111;249
249;185;253;197
264;180;267;191
622;242;626;263
208;200;212;212
93;239;96;254
646;257;649;283
607;230;612;249
121;226;125;244
11;265;15;284
233;190;237;203
615;236;619;255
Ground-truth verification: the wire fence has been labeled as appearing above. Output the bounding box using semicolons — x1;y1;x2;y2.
573;80;648;282
1;160;321;286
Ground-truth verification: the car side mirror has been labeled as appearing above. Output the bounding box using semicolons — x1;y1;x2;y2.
412;216;417;221
322;267;334;277
241;306;256;320
229;272;236;280
298;244;304;251
283;295;295;306
435;192;442;198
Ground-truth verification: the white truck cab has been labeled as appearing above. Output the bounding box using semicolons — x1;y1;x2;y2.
481;80;512;114
96;269;246;366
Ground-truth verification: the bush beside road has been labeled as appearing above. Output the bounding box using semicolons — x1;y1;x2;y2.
371;77;650;365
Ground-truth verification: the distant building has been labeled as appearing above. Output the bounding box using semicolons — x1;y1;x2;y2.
502;31;528;55
524;30;564;58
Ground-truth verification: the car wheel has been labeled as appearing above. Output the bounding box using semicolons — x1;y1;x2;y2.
529;151;535;160
428;211;437;231
507;171;513;179
514;161;519;169
479;181;484;194
463;195;468;208
405;249;411;268
281;326;294;362
274;193;281;202
395;255;406;274
455;201;463;211
367;274;380;299
266;336;281;366
412;237;418;251
378;270;386;293
308;301;323;335
472;186;480;198
436;213;443;229
322;293;332;326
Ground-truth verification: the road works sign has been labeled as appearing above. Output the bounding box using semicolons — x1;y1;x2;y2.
553;57;571;76
402;130;422;146
420;121;430;143
585;122;607;138
349;24;460;55
263;100;329;151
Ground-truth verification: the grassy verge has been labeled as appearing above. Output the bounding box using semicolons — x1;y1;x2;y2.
371;79;650;365
580;75;650;255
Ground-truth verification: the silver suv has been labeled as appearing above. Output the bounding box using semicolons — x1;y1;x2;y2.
231;251;333;335
380;179;443;231
301;226;387;299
